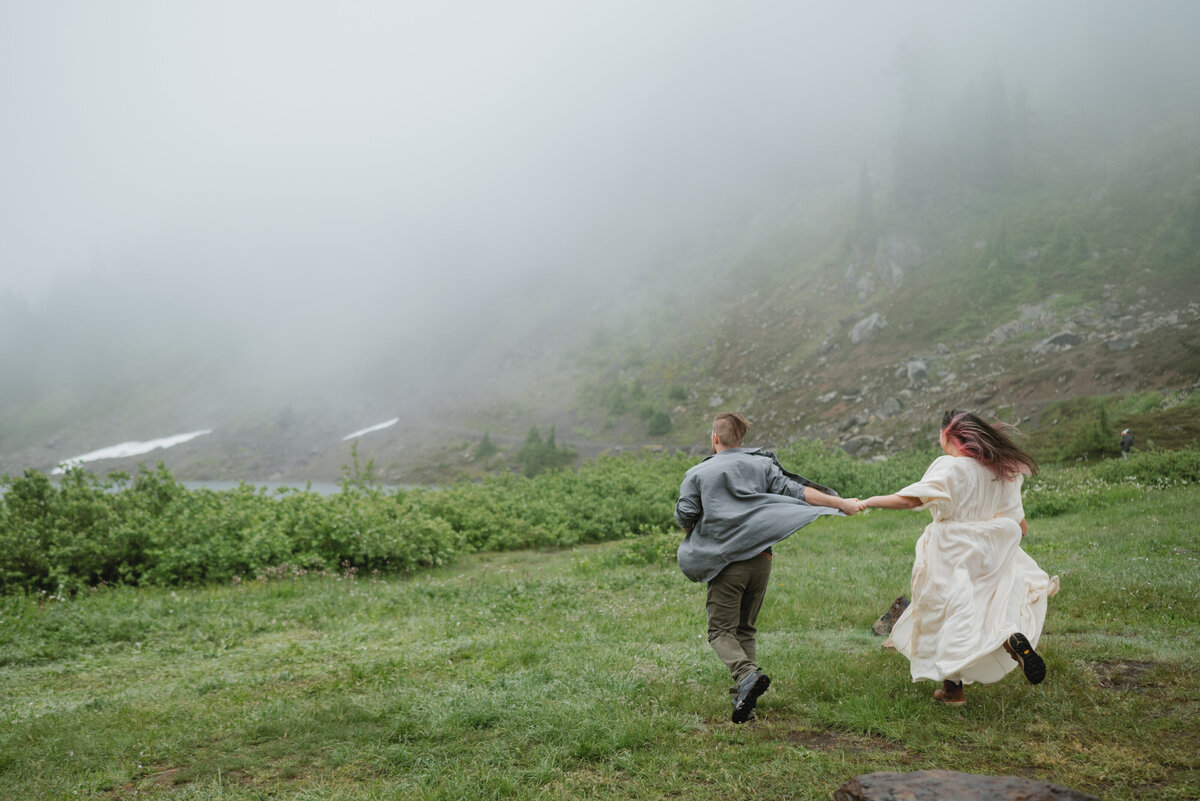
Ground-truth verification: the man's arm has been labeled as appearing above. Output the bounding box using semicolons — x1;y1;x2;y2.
803;486;860;516
675;476;702;534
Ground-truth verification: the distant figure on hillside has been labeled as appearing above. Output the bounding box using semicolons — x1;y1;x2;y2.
857;410;1059;707
1120;428;1134;460
675;412;860;723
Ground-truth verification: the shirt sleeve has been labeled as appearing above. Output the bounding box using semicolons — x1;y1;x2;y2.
895;456;955;515
765;458;809;503
675;474;703;529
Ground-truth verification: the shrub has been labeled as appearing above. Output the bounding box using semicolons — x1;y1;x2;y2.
2;444;1196;594
646;411;673;436
515;426;576;478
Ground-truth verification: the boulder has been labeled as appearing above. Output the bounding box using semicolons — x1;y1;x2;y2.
985;320;1022;344
832;770;1101;801
1031;331;1082;355
879;397;903;418
1106;337;1137;351
1019;302;1051;322
849;313;887;345
838;413;868;432
871;596;909;636
841;435;882;456
906;360;929;386
874;233;921;288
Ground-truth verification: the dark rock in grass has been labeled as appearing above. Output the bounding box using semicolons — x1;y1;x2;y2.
832;770;1101;801
871;596;909;636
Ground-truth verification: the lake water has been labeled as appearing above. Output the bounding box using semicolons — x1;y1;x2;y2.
183;481;348;495
1;480;409;497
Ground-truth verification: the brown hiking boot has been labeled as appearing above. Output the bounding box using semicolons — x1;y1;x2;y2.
933;679;965;706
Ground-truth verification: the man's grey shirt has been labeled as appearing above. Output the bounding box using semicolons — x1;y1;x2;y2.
675;448;843;583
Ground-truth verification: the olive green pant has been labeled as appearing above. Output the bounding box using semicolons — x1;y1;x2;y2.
706;552;772;683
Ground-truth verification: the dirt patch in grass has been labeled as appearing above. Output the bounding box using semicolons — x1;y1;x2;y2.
782;729;911;758
1091;659;1156;691
109;765;256;799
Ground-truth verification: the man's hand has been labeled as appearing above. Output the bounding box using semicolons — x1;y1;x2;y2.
840;497;860;516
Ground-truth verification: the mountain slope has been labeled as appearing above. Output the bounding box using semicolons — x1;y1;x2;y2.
3;116;1199;484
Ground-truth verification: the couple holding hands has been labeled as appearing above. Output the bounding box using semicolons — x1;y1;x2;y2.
675;411;1058;723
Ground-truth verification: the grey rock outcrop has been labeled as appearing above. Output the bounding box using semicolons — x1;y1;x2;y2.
985;303;1055;344
841;435;882;456
879;396;903;418
1031;331;1083;355
849;313;887;345
832;770;1101;801
1106;337;1138;351
874;233;921;289
838;413;869;432
905;360;929;386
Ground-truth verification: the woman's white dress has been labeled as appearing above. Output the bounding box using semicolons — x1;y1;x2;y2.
884;455;1059;685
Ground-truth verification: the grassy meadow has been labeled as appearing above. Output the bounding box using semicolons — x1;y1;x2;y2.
1;475;1197;799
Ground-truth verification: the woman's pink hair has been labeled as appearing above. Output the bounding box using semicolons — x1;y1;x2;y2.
941;410;1038;480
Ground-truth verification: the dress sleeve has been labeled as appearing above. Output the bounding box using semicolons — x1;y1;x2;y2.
895;456;955;515
996;474;1025;523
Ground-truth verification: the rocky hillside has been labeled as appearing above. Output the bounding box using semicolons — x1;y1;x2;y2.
3;121;1199;485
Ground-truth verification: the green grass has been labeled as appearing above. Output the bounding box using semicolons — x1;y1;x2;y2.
1;487;1197;800
1031;390;1200;464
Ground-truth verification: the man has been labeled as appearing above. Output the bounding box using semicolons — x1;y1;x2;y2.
675;412;859;723
1120;429;1134;460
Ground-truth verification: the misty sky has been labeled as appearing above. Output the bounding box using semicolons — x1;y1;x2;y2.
2;1;1197;308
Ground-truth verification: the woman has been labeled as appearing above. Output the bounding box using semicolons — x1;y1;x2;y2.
859;411;1058;706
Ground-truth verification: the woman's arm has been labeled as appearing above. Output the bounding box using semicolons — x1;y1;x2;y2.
1019;518;1028;538
859;493;922;511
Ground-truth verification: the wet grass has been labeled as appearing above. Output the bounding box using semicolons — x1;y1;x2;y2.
0;487;1197;800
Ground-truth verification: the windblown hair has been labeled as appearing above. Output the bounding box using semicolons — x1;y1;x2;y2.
941;409;1038;480
713;412;751;448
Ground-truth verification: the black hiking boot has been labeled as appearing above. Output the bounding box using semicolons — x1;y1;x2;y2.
729;686;756;721
731;670;770;724
1004;632;1047;684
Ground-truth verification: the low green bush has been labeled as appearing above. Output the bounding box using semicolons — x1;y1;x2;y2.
3;443;1197;594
